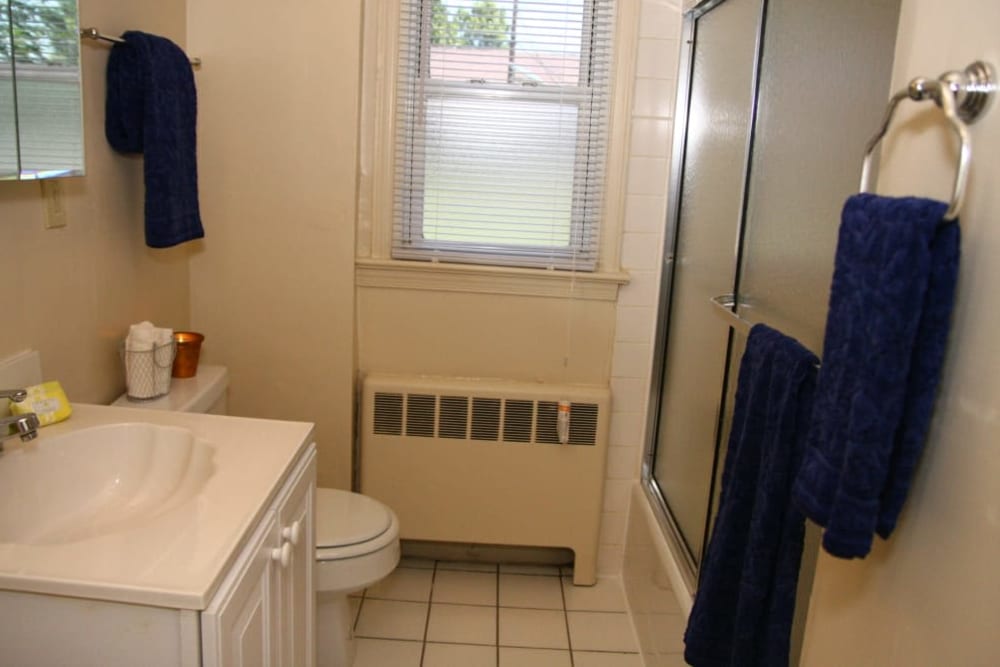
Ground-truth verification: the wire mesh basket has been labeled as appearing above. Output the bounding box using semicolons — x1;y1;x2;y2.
121;340;176;400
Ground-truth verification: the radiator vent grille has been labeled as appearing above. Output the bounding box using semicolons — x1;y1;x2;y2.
406;394;436;437
372;391;599;446
471;398;501;441
439;396;469;439
373;392;403;435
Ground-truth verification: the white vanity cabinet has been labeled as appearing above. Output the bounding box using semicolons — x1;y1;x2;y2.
0;405;318;667
202;446;316;667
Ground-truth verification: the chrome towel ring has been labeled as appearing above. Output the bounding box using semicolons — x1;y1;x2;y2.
860;61;996;221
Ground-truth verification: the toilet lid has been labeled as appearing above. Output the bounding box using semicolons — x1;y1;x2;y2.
316;488;393;548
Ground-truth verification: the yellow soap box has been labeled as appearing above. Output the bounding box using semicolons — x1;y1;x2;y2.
9;381;72;426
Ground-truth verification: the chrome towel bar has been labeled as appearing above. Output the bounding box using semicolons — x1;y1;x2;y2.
80;27;202;68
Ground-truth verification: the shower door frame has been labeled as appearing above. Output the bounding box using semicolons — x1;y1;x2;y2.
639;0;768;593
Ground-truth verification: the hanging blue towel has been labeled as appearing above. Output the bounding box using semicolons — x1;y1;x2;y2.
106;31;204;248
793;194;960;559
684;324;818;667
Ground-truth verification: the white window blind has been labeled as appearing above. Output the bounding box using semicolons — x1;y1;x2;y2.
393;0;615;271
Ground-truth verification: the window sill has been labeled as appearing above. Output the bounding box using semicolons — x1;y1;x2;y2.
356;258;630;301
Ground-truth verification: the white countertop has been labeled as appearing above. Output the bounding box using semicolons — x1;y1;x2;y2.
0;404;314;610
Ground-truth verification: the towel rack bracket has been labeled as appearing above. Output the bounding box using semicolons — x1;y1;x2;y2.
941;60;996;124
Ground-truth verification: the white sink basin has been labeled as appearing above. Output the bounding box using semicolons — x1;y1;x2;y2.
0;422;215;544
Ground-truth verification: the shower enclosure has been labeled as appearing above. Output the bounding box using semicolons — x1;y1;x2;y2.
641;0;901;600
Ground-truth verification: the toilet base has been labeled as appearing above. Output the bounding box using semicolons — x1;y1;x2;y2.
316;593;355;667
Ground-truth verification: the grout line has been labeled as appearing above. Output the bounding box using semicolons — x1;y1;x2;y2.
560;572;575;667
352;589;366;632
418;562;439;667
495;563;501;666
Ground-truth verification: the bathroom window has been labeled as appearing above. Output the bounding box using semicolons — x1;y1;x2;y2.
392;0;615;271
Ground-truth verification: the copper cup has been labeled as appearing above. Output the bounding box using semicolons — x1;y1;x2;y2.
171;331;204;378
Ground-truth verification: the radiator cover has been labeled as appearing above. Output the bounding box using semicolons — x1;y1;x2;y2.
360;373;611;584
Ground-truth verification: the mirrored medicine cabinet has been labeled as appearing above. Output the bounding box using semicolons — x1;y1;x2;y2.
1;0;84;180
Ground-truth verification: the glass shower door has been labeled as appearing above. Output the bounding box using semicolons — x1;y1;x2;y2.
646;0;764;577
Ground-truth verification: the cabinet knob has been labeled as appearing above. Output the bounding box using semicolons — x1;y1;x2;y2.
281;521;302;546
271;541;292;568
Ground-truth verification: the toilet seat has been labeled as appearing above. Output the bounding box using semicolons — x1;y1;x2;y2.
315;488;399;561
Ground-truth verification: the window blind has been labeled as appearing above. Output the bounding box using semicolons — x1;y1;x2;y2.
393;0;615;271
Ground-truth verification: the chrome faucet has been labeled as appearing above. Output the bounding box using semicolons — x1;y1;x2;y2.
0;389;40;448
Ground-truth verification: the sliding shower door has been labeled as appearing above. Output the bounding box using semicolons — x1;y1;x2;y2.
643;0;764;582
642;0;901;603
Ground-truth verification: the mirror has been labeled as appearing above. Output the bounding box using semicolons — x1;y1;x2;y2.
0;0;84;180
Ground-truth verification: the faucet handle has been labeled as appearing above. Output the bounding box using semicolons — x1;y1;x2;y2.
0;389;28;403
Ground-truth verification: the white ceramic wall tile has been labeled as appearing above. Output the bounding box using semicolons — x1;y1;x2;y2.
562;576;629;612
606;445;641;480
498;608;570;649
599;511;629;546
574;651;645;667
630;118;673;157
609;412;644;447
611;378;646;413
499;647;572;667
423;642;497;667
616;306;656;343
639;0;683;39
366;566;434;602
353;638;423;667
626;157;670;195
598;545;626;576
635;38;681;79
566;611;639;652
633;77;676;118
354;599;429;641
426;603;497;645
603;479;632;513
432;570;498;605
499;574;564;610
617;270;660;306
611;342;651;379
650;612;686;655
621;232;663;271
624;195;668;233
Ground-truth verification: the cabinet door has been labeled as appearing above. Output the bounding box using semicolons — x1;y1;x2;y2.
202;512;281;667
276;449;317;667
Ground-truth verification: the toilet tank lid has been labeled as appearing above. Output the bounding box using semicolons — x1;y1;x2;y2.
112;365;229;413
316;488;393;548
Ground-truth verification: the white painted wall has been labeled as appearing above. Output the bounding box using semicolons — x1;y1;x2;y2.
800;0;1000;663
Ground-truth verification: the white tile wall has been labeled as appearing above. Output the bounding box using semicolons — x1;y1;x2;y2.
601;0;683;579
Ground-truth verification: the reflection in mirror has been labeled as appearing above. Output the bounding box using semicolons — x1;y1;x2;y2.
1;0;83;180
0;1;17;179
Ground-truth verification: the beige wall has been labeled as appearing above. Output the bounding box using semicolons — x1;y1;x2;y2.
800;0;1000;663
0;0;190;404
186;0;361;489
357;288;615;384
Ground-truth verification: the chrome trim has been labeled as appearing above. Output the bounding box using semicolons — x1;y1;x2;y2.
860;61;995;221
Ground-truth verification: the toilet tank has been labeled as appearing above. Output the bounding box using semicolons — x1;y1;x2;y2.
112;365;229;415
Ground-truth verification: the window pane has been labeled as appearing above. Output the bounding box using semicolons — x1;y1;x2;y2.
429;0;584;85
422;93;578;247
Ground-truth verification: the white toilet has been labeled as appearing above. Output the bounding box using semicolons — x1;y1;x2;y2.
113;366;401;667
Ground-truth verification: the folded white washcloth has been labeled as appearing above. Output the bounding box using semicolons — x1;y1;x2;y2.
126;321;173;351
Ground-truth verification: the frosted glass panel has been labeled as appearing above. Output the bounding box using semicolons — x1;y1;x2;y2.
736;0;900;352
650;0;763;564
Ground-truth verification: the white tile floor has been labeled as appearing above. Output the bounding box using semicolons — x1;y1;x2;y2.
350;559;645;667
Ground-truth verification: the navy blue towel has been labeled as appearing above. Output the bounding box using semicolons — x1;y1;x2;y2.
793;194;960;559
106;31;204;248
684;324;818;667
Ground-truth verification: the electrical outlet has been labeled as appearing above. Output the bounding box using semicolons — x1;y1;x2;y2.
40;179;67;229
